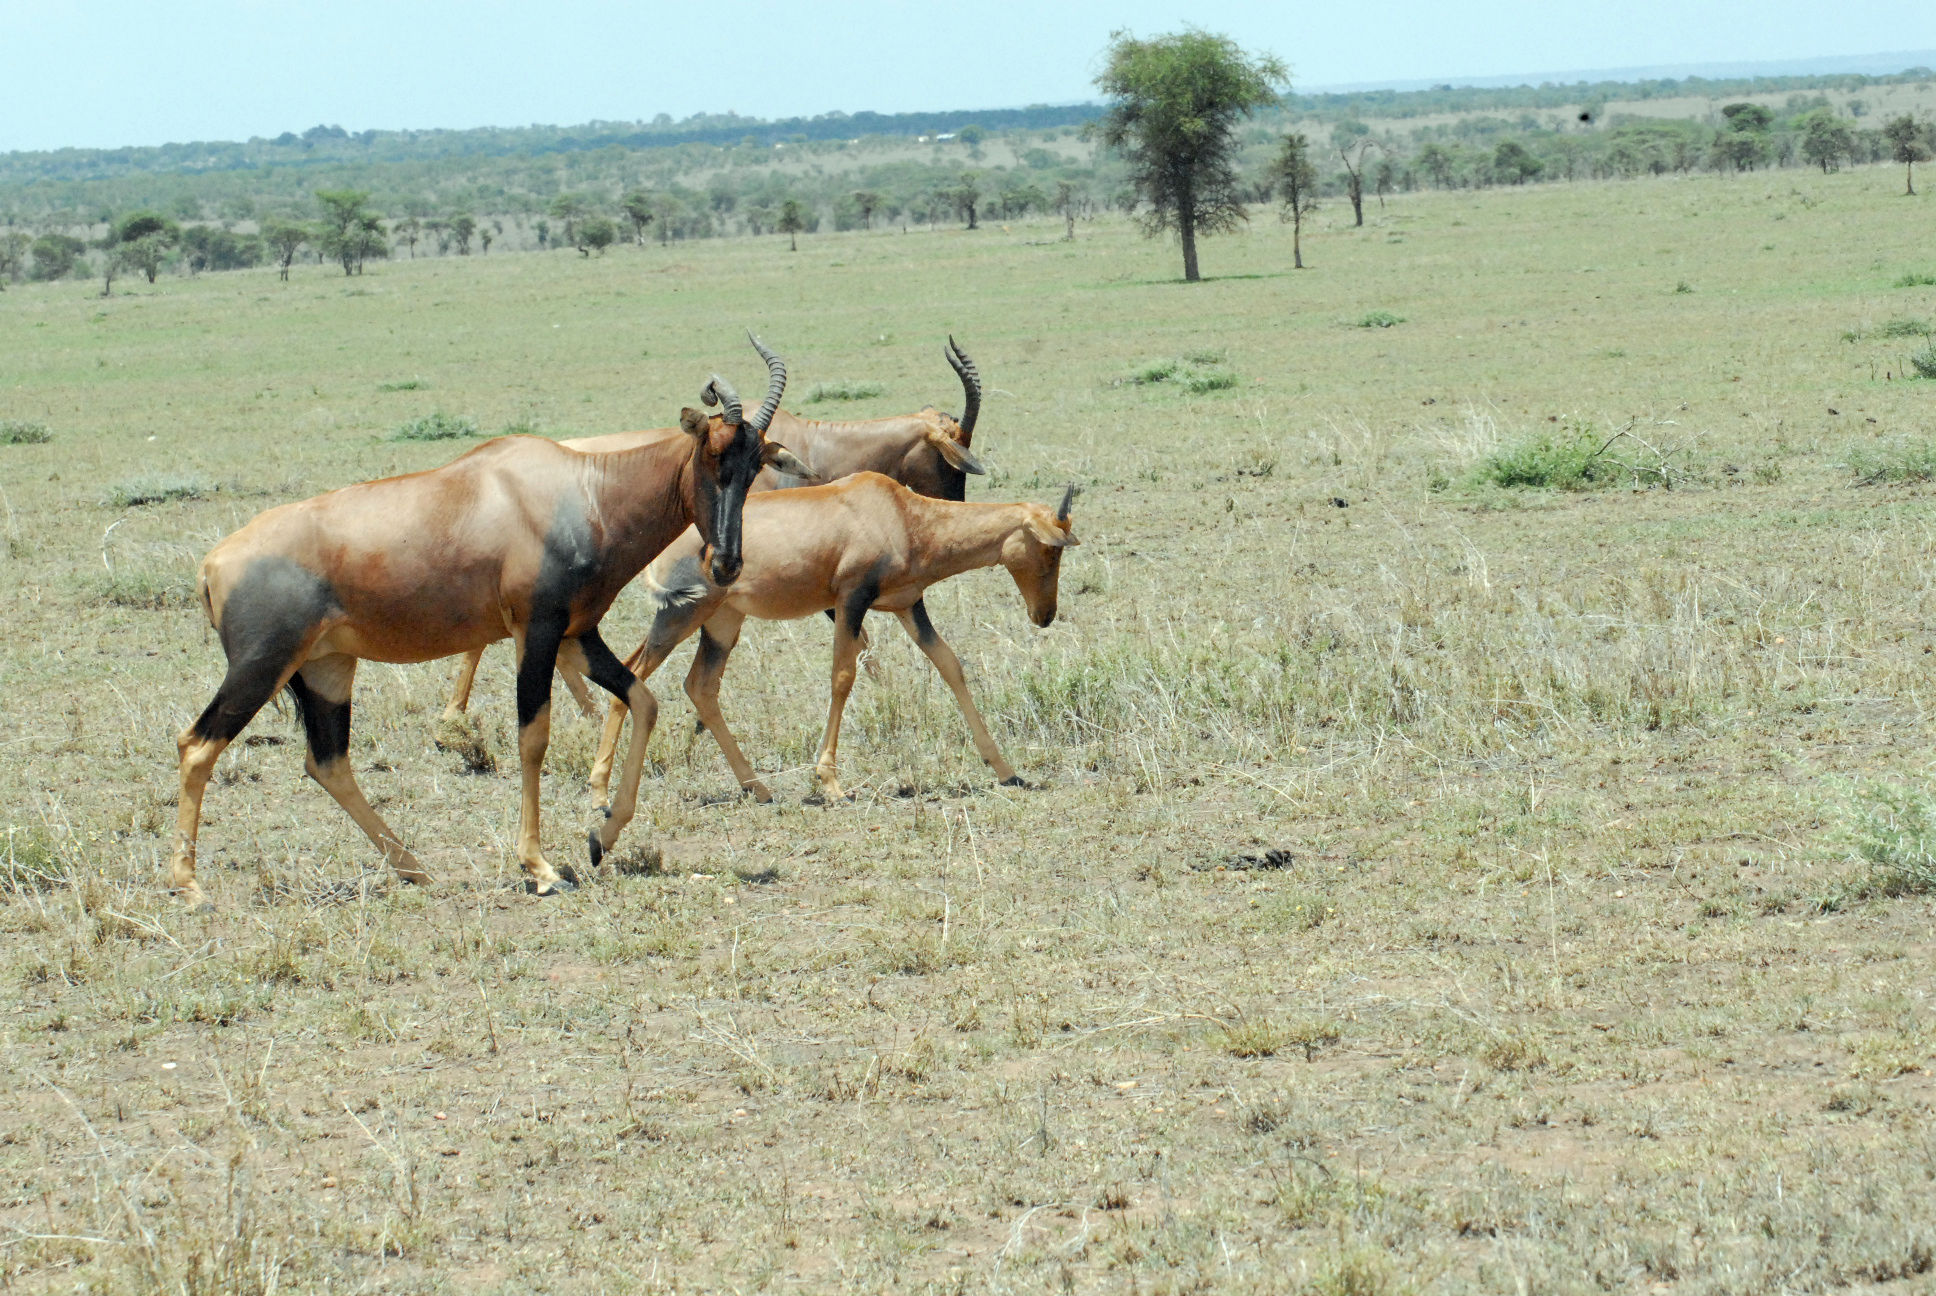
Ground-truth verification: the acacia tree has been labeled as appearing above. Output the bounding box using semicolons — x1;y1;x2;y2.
106;211;179;289
1270;133;1318;269
1093;29;1286;282
1333;123;1375;224
1883;114;1931;195
952;172;981;229
1054;180;1080;240
852;190;882;229
263;220;307;280
1800;111;1855;173
621;190;654;245
548;194;587;248
315;190;384;274
778;198;805;251
449;213;477;255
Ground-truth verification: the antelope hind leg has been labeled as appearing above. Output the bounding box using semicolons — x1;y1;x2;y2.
896;603;1024;786
293;654;429;885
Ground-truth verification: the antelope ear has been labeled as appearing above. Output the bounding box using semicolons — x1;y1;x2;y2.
761;442;815;477
1025;514;1077;547
679;407;709;439
926;429;986;475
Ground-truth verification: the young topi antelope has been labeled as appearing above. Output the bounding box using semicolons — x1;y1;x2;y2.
591;472;1077;803
167;339;806;902
439;337;986;721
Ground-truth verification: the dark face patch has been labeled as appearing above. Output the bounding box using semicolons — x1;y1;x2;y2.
694;420;766;586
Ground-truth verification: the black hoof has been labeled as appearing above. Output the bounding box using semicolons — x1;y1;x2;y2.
525;875;578;897
587;829;605;869
557;862;581;886
1000;775;1032;790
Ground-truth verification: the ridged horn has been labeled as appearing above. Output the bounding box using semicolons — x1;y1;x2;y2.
701;374;743;425
1057;484;1076;523
945;335;981;443
746;331;787;433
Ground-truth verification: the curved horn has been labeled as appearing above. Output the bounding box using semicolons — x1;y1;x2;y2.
701;374;743;425
745;331;787;433
945;335;981;443
1057;484;1076;523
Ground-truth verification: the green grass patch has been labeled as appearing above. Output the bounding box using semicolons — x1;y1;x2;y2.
1875;317;1931;339
803;380;885;403
1123;353;1239;394
1894;272;1936;288
390;411;479;441
378;376;427;391
1831;779;1936;894
104;474;216;507
1356;309;1405;327
1844;436;1936;484
1472;427;1615;490
0;420;51;445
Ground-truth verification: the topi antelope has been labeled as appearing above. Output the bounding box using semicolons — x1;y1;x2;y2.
167;337;807;902
440;337;987;721
590;472;1077;804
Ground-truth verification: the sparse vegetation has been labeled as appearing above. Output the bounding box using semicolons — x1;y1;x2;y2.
390;411;478;441
1844;436;1936;483
1473;426;1614;489
802;380;885;403
1356;309;1404;328
104;473;215;507
1123;350;1239;393
0;420;50;444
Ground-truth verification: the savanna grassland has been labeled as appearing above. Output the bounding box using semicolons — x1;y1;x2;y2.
5;166;1936;1294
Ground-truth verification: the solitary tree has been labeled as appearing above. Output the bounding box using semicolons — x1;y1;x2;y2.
1799;111;1855;173
1269;132;1318;269
449;213;477;255
1883;114;1931;194
1054;180;1080;240
548;194;587;248
579;216;618;255
621;190;654;245
852;190;882;229
1416;143;1456;189
778;198;806;251
1333;123;1375;224
1093;28;1287;281
393;216;422;258
106;211;179;287
1492;139;1544;184
315;190;384;275
952;172;981;229
263;220;307;280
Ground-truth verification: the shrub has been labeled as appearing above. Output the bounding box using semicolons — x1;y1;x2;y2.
1674;280;1695;294
803;380;885;403
1894;272;1936;288
391;412;479;441
1876;316;1931;339
1831;779;1936;894
1845;436;1936;484
1910;345;1936;380
105;474;215;507
1356;309;1405;327
0;420;51;445
378;377;427;391
1123;354;1239;395
1473;428;1613;490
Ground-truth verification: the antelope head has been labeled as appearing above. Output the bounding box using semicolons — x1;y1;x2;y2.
1002;484;1079;628
686;333;811;585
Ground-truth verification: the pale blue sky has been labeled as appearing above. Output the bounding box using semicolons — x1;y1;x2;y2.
6;0;1932;152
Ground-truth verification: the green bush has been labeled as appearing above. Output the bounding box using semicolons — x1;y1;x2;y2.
391;411;479;441
105;474;215;507
0;420;51;445
1356;309;1405;327
1124;354;1239;395
1844;436;1936;484
1910;345;1936;380
1473;428;1612;490
1831;779;1936;894
803;380;885;403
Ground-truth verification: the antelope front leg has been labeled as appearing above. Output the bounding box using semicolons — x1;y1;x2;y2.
578;629;658;868
441;647;485;722
813;607;868;803
896;602;1024;787
514;620;575;896
682;609;770;801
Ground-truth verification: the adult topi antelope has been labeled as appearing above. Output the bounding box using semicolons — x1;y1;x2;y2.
167;337;807;902
592;472;1077;804
439;337;987;720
